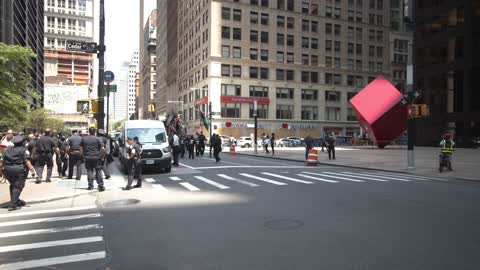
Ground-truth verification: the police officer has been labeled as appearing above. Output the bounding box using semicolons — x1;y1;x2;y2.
1;135;36;211
66;130;83;180
55;132;68;178
97;129;111;179
125;137;143;190
326;135;336;160
198;131;206;156
25;134;37;178
213;134;222;162
80;127;105;191
33;129;60;184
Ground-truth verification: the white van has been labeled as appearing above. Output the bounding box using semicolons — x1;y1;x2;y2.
118;120;171;173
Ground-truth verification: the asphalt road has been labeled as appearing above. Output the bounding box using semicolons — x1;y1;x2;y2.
1;153;480;269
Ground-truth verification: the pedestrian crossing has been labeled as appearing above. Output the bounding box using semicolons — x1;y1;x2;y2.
0;205;105;270
145;171;450;193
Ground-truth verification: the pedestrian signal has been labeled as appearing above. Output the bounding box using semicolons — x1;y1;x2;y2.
77;100;89;113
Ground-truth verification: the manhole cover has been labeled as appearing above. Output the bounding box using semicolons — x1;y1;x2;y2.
264;219;304;231
103;199;141;208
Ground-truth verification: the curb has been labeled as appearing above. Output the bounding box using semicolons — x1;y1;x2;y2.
21;191;96;205
235;152;475;182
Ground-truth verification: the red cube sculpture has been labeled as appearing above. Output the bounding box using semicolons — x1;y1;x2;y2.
349;76;407;148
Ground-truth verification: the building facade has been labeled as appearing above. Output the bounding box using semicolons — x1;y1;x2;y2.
0;0;45;108
127;51;139;119
414;0;480;145
139;10;158;119
110;61;129;123
157;0;395;138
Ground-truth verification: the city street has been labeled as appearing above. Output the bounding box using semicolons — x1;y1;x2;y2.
1;154;480;269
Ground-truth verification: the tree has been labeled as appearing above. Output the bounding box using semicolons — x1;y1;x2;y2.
0;43;39;130
24;109;69;134
112;119;126;131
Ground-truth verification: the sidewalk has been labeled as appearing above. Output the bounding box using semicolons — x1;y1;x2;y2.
234;146;480;181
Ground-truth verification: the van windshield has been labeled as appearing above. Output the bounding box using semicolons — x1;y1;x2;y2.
127;128;166;143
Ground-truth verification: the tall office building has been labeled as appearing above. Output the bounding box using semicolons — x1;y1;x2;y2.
157;0;393;138
139;9;157;119
0;0;44;108
414;0;480;145
110;61;129;123
127;51;139;119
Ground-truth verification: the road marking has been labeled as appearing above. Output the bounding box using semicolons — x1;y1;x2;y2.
261;172;314;184
0;205;97;219
0;236;103;253
302;172;364;182
169;176;182;181
0;224;102;238
179;182;200;191
235;156;290;165
179;163;196;169
145;178;155;183
0;213;101;228
189;165;310;170
217;174;259;187
194;176;230;189
152;184;169;192
372;172;445;181
323;172;388;182
344;172;412;182
0;251;106;270
297;174;339;183
239;173;287;186
204;158;247;166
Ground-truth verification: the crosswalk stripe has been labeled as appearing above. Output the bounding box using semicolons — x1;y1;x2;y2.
217;174;259;187
323;172;388;182
239;173;287;186
152;184;169;192
344;172;412;182
296;174;339;183
0;251;106;270
0;224;102;238
0;236;103;253
373;172;445;181
302;172;364;182
194;176;230;189
261;172;314;184
0;205;97;219
179;182;200;191
169;176;182;181
145;178;155;183
0;213;101;228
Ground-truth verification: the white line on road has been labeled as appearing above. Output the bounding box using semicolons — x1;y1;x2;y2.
204;158;247;166
323;172;388;182
261;172;314;184
239;173;287;186
0;213;101;228
179;182;200;192
217;174;259;187
169;176;182;181
373;172;446;181
0;236;103;253
178;163;196;169
194;176;230;189
145;178;155;183
343;172;412;182
152;184;169;193
0;224;102;238
0;205;97;219
302;172;364;182
189;165;310;170
0;251;106;270
296;174;339;183
234;156;290;165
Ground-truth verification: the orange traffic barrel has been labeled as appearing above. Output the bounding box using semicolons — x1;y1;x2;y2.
306;148;318;166
229;144;236;156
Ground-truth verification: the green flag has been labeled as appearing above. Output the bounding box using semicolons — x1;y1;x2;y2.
200;111;209;130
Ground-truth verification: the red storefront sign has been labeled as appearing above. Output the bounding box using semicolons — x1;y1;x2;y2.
324;127;343;132
194;96;208;106
220;96;270;104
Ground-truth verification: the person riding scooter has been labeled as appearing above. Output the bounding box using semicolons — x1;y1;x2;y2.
439;133;455;172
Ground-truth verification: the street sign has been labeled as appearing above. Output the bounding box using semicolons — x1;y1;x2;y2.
104;71;115;83
105;85;117;93
66;40;97;53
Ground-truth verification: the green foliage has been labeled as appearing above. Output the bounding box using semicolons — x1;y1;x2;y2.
112;119;126;131
24;109;68;134
0;43;39;129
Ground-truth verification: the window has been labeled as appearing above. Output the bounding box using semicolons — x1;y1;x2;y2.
348;10;355;21
348;59;354;70
369;13;376;24
276;88;294;99
261;32;269;43
277;33;285;45
326;40;333;51
233;47;241;58
334;8;341;18
368;61;375;72
276;105;294;119
250;48;258;60
287;0;294;11
325;56;332;67
302;1;309;13
302;37;309;48
356;60;362;71
302;54;309;65
250;11;259;24
355;76;364;87
261;0;269;7
287;17;294;29
221;64;231;76
260;49;269;61
249;86;268;97
326;91;341;101
233;28;242;40
302;20;309;32
376;62;383;72
356;28;362;40
311;21;318;32
334;24;341;36
260;68;269;79
301;71;310;82
250;104;268;118
222;7;231;20
334;57;341;68
286;35;295;46
232;65;242;77
347;75;355;86
286;70;295;81
222;45;230;58
334;41;341;52
376;31;383;42
261;13;269;25
277;51;284;63
377;0;383;9
233;9;242;21
301;89;318;100
334;74;342;85
311;55;319;66
356;44;362;54
312;4;319;14
369;0;375;9
250;30;258;42
326;6;332;17
250;67;259;78
302;106;318;120
376;15;383;25
348;27;354;40
376;46;383;58
326;107;341;121
277;16;285;27
251;0;258;4
221;84;241;96
277;0;285;9
356;11;363;22
348;43;354;55
311;72;319;83
326;23;332;35
369;29;375;41
222;27;230;39
221;103;241;118
276;69;285;80
287;52;294;63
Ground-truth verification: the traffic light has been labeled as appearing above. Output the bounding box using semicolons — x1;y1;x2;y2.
148;103;156;112
90;99;99;113
76;99;98;114
408;104;429;118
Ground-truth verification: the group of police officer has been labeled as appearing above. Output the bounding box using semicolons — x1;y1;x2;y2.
1;127;113;211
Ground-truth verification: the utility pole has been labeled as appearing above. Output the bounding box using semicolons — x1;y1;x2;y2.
406;91;416;170
96;0;106;129
253;99;258;154
209;101;213;158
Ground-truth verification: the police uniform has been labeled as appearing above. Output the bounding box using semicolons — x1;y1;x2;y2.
67;133;83;180
80;134;105;191
125;139;142;190
55;136;68;178
1;136;33;211
26;137;37;168
35;135;58;183
97;129;111;179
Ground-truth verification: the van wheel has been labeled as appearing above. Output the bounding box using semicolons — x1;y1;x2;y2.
164;166;171;173
245;143;251;148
